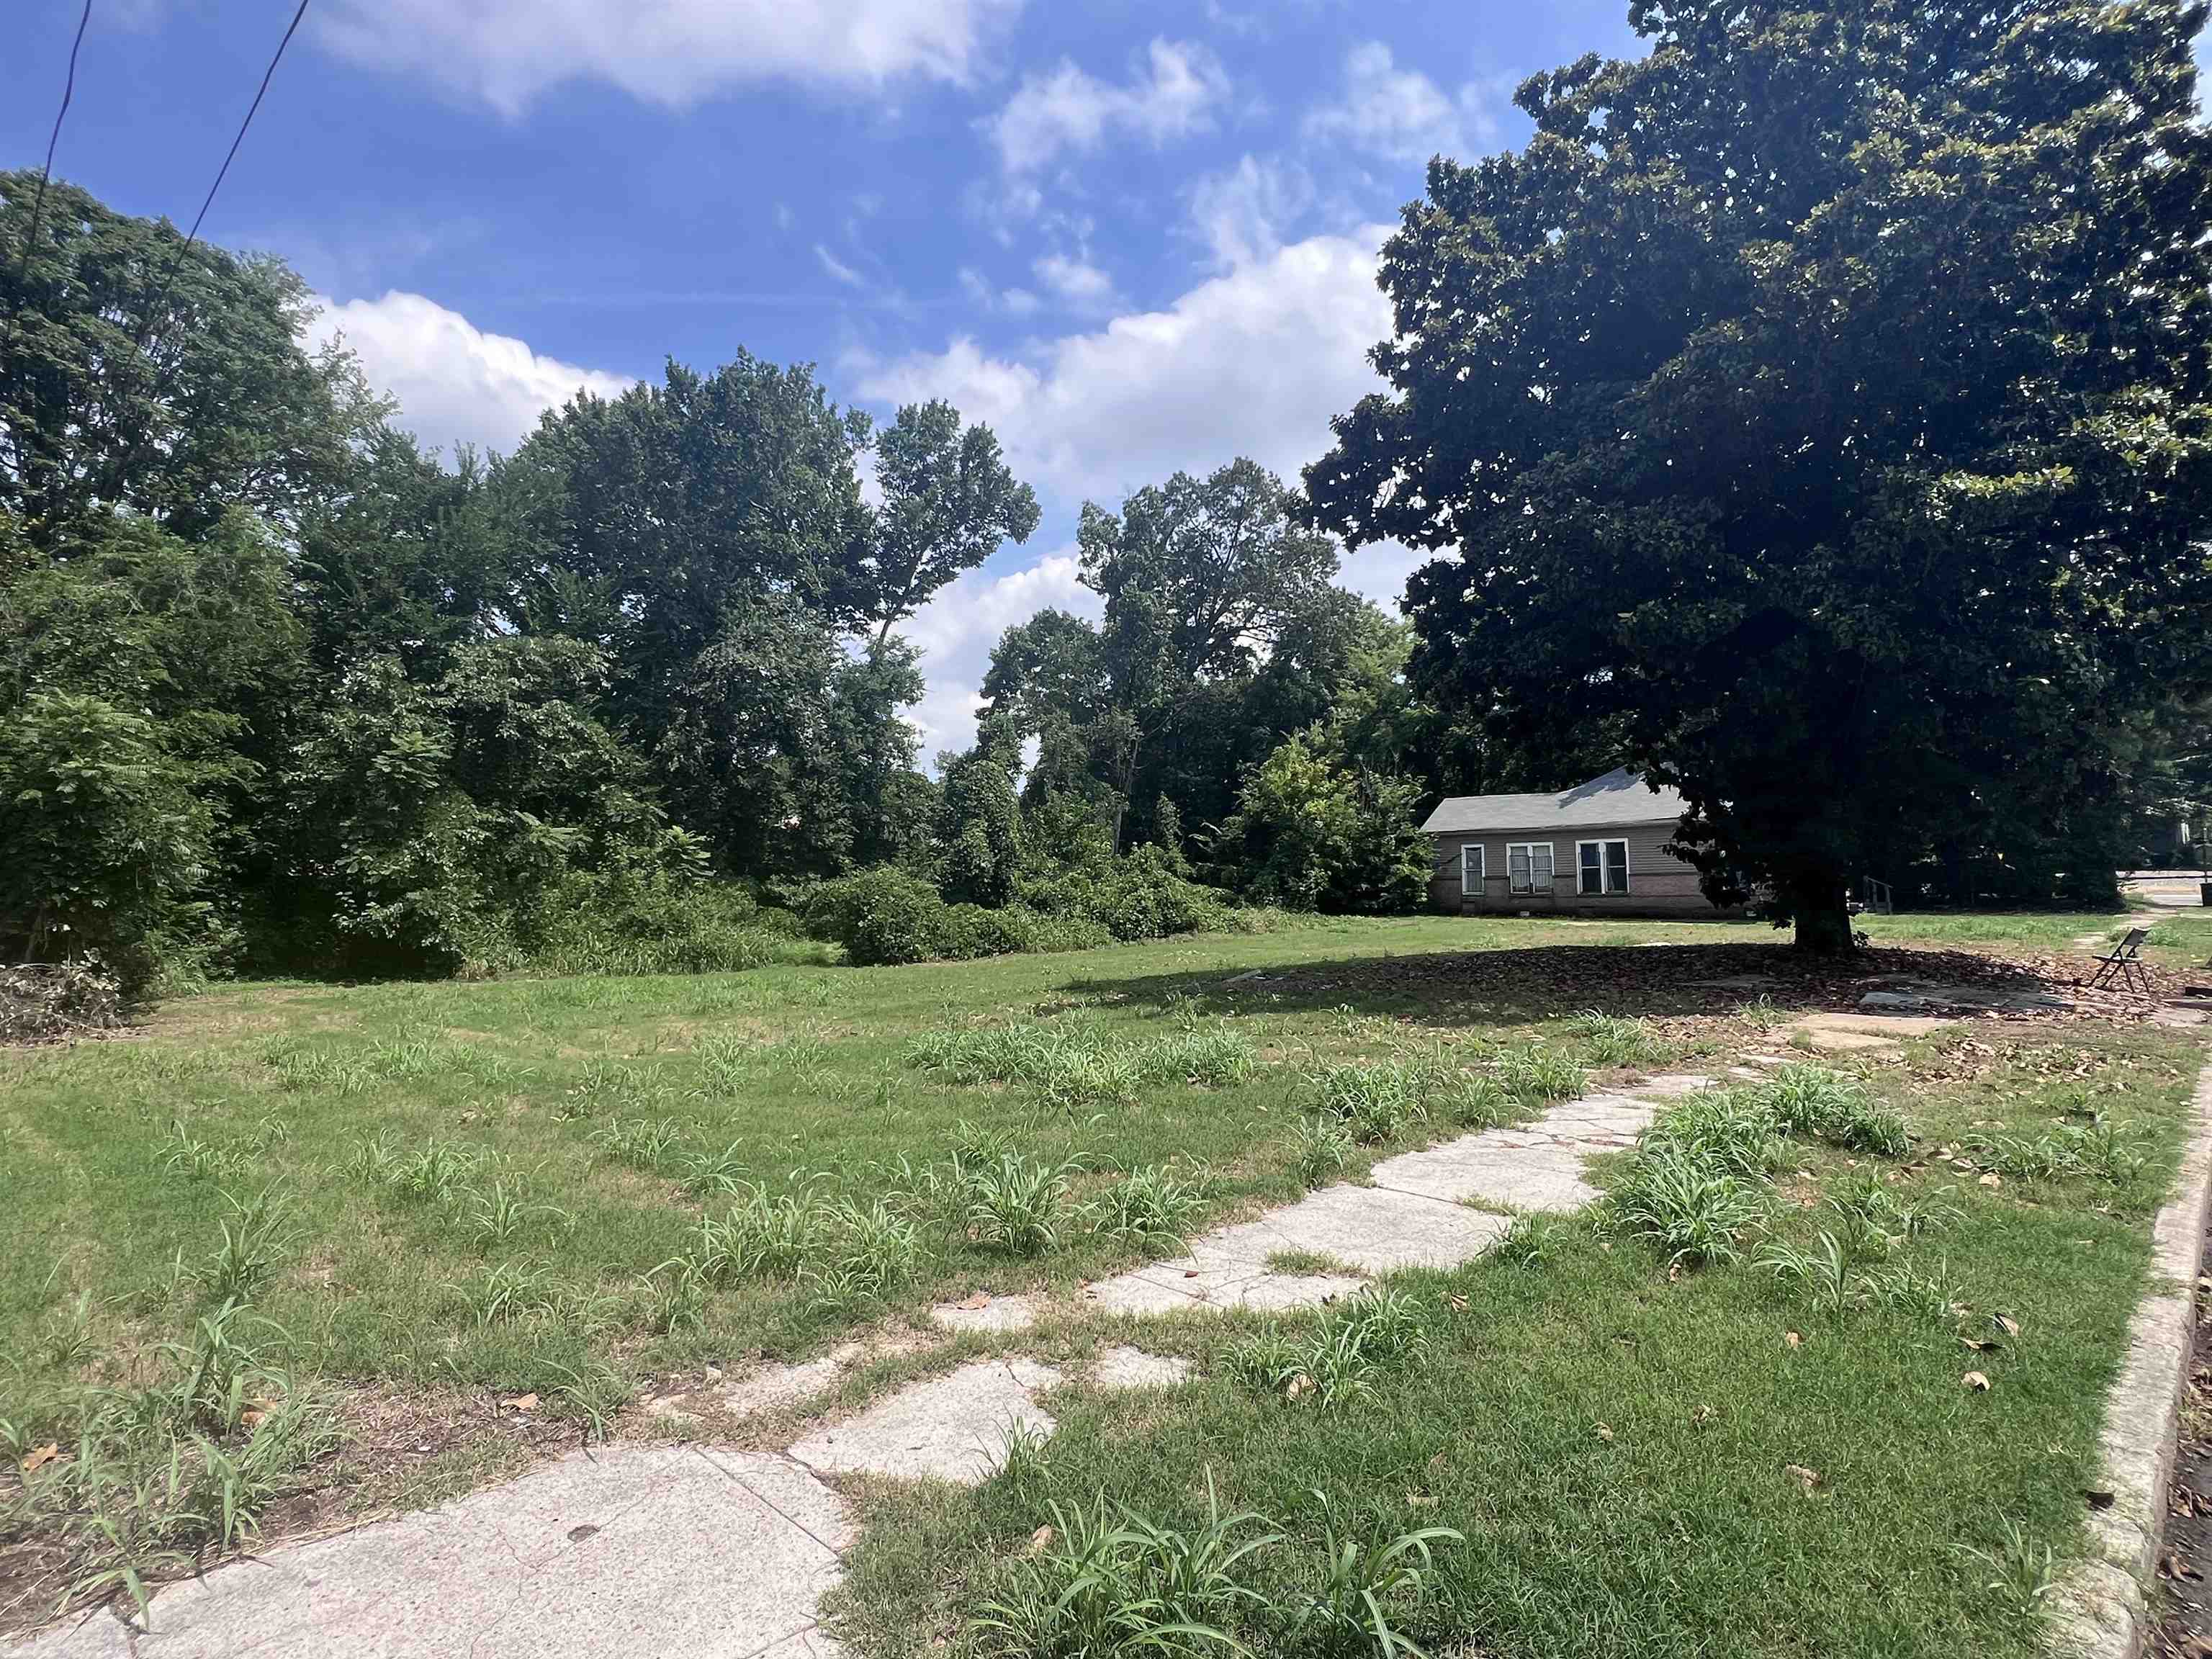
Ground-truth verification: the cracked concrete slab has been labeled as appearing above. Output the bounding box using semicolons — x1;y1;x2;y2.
1091;1346;1192;1389
1796;1010;1950;1038
928;1292;1043;1334
1794;1027;1897;1052
1627;1072;1720;1098
786;1358;1059;1485
1200;1183;1514;1275
4;1444;852;1659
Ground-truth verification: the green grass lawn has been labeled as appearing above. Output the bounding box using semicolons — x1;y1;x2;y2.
1;911;2202;1655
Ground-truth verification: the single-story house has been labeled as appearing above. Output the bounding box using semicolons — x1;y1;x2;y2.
1421;768;1732;916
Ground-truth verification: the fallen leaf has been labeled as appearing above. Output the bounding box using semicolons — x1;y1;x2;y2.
1961;1336;1999;1354
1993;1314;2020;1337
503;1392;539;1411
1666;1262;1683;1283
1690;1405;1716;1426
1285;1373;1313;1402
1406;1491;1437;1508
1784;1463;1821;1491
1442;1292;1468;1313
242;1408;267;1429
1025;1524;1056;1555
1979;1172;2002;1189
20;1443;59;1473
1784;1330;1803;1349
1961;1371;1991;1393
1594;1423;1615;1443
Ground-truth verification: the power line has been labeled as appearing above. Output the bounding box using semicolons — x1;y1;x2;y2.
3;0;95;343
27;0;314;533
177;0;312;260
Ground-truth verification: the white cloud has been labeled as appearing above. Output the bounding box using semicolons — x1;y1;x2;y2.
1305;41;1507;165
989;38;1228;174
306;291;633;458
864;230;1407;749
315;0;1023;117
902;551;1100;756
958;265;1044;316
855;226;1393;503
817;244;864;287
1187;153;1314;270
1032;252;1116;310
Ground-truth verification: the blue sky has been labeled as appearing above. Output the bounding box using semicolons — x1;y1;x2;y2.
12;1;2195;756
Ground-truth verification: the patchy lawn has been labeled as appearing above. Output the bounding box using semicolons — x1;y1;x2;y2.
0;912;2200;1653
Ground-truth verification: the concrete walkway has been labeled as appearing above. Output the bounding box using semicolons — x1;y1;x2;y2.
7;1071;1714;1659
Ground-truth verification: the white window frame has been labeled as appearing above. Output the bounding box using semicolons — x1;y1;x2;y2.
1576;838;1631;896
1506;841;1555;895
1460;842;1485;893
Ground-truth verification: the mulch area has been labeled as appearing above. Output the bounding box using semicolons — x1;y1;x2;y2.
2157;1209;2212;1658
1224;939;2175;1027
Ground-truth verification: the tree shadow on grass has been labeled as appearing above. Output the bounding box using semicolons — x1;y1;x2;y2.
1061;940;2084;1029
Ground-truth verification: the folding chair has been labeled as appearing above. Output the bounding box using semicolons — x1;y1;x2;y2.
2085;926;2153;994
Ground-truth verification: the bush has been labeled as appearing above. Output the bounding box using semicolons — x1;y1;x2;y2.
804;868;953;966
519;868;801;976
1019;847;1246;943
807;853;1245;966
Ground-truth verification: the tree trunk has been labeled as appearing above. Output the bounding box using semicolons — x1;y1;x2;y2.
1788;873;1855;954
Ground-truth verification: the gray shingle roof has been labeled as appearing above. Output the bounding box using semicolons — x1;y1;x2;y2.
1419;768;1687;835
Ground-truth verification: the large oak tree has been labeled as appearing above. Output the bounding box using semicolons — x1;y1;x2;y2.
1306;0;2212;949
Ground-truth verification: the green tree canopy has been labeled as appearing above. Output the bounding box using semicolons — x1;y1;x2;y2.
1306;0;2212;948
0;171;374;547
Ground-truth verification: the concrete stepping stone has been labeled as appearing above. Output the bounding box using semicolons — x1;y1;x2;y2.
1091;1346;1191;1389
719;1342;864;1416
1793;1027;1897;1052
929;1291;1043;1334
1807;1010;1950;1037
4;1444;853;1659
1373;1133;1602;1214
1627;1072;1719;1098
786;1358;1059;1485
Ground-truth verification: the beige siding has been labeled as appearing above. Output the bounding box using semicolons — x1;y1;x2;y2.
1426;822;1730;916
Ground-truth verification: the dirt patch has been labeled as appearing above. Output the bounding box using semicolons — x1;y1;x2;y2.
2155;1210;2212;1656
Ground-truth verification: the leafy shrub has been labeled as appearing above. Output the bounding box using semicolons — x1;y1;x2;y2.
1019;846;1252;943
0;691;220;994
804;868;954;966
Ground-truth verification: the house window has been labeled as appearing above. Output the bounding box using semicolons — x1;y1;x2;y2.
1460;843;1485;891
1507;842;1555;895
1578;839;1630;896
